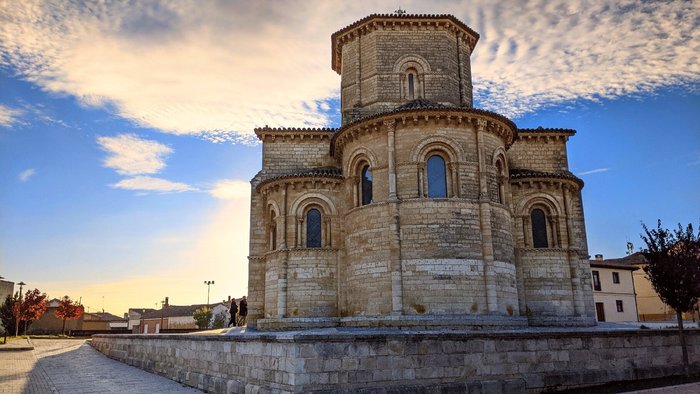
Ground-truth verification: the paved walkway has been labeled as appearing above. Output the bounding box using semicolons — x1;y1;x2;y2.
0;338;201;393
624;382;700;394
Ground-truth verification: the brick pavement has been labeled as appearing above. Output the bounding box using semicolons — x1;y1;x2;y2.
0;338;201;393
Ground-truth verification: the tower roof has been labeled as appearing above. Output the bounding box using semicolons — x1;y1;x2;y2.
331;14;480;74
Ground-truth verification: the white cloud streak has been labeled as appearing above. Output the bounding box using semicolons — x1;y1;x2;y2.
1;0;698;138
0;104;23;127
209;179;250;200
97;134;172;176
19;168;36;182
111;176;195;193
578;168;610;176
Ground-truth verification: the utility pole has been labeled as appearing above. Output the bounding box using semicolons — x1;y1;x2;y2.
203;281;215;309
14;281;26;337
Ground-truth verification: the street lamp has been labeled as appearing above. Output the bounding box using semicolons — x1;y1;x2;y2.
160;298;168;333
14;281;26;337
203;280;215;308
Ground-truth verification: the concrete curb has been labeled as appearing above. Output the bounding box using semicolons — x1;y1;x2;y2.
0;337;34;351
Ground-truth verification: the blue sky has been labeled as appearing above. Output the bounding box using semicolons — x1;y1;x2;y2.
1;1;698;315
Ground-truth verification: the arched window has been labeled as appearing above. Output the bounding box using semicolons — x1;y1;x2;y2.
269;211;277;250
407;73;415;100
531;208;548;248
496;160;505;204
427;155;447;198
361;165;372;205
306;208;322;248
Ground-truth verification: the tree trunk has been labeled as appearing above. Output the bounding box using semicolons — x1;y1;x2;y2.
62;319;66;336
677;310;689;376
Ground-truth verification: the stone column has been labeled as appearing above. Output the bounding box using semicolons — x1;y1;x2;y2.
280;185;288;249
385;120;403;314
386;120;397;200
476;119;498;313
563;185;585;316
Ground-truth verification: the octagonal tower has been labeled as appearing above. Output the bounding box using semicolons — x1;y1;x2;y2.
332;14;478;124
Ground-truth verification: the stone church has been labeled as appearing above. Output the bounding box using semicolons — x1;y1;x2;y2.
247;13;596;330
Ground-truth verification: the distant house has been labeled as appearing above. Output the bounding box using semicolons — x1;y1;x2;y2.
127;308;156;332
589;255;639;322
139;302;229;333
615;252;700;321
82;312;128;330
30;299;127;334
0;279;13;305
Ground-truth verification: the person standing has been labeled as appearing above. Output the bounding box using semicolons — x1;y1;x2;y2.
237;296;248;327
228;299;238;327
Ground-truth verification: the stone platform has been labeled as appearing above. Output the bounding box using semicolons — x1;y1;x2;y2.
91;326;700;393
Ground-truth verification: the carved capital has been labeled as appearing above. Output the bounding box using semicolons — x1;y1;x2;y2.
383;119;396;133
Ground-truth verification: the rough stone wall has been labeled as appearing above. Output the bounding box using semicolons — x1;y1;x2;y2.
508;135;570;173
261;138;334;176
286;250;338;318
92;330;700;393
342;204;392;316
247;182;267;327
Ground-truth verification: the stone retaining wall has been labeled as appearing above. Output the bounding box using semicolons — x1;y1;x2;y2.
91;329;700;393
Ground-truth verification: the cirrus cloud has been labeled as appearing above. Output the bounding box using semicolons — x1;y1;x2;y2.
1;0;698;138
97;134;173;175
0;104;24;127
110;176;195;193
19;168;36;182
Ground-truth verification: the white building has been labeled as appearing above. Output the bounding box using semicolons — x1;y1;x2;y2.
590;255;639;322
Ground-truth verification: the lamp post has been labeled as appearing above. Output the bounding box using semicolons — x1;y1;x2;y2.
160;298;167;333
203;280;215;309
14;281;26;337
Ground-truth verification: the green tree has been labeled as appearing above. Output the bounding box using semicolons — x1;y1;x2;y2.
0;294;16;335
211;311;227;329
192;307;212;329
641;220;700;374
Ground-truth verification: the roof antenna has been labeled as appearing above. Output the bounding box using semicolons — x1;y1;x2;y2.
394;8;406;15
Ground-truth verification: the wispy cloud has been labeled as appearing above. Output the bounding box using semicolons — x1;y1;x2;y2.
578;168;610;176
209;179;250;200
110;176;195;193
0;104;24;127
1;1;698;137
19;168;36;182
97;133;195;193
97;134;172;176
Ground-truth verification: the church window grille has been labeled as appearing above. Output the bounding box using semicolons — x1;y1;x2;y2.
269;211;277;250
306;208;322;248
427;155;447;198
531;208;548;248
361;165;373;205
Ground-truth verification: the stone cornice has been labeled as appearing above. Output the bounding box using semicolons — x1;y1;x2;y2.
255;126;337;142
331;14;479;74
331;108;517;157
256;169;343;194
516;127;575;142
509;169;584;189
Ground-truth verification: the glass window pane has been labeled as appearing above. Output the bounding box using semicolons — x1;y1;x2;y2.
427;155;447;198
408;73;415;99
306;209;322;248
361;165;372;205
531;208;548;248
